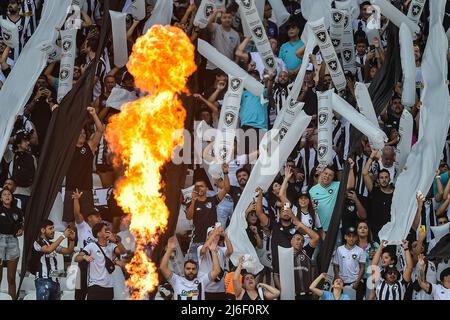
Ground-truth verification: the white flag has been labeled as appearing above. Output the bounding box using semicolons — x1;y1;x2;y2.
57;28;77;103
110;10;128;68
317;90;334;168
399;23;416;107
194;0;216;29
238;0;277;76
309;18;347;92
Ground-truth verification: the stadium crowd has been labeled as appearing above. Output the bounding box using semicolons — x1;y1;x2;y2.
0;0;449;301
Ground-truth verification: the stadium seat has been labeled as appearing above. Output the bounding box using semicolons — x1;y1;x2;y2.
0;292;12;300
22;291;36;300
61;291;75;300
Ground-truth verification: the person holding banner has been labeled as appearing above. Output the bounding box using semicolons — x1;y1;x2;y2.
363;148;394;242
185;163;230;263
205;7;240;87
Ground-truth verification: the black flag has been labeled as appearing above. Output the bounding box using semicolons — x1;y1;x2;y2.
318;21;402;273
19;0;125;292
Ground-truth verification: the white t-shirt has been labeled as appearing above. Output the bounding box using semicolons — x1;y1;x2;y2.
82;242;117;288
76;220;96;250
167;272;213;300
429;283;450;300
332;245;366;284
197;245;227;293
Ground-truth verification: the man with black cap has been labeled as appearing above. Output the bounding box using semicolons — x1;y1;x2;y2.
332;226;366;299
418;254;450;300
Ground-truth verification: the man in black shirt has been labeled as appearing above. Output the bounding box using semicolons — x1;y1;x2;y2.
186;163;230;263
291;230;319;300
255;199;318;291
62;107;103;223
363;149;394;242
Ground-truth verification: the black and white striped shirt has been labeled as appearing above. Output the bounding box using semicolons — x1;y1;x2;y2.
20;0;42;35
32;238;62;280
83;0;102;25
375;278;408;300
1;14;32;61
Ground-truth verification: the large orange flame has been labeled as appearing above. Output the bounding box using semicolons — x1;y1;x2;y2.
105;25;196;300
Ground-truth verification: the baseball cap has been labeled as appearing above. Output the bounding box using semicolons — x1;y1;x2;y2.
299;191;310;199
86;207;102;218
440;267;450;282
344;226;357;236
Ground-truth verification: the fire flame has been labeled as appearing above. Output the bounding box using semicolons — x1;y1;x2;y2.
105;25;196;300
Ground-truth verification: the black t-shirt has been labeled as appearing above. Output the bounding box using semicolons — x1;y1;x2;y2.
66;142;94;190
385;113;401;131
294;245;315;294
192;195;220;243
341;196;361;231
270;213;297;273
303;88;318;117
368;187;393;237
0;205;23;235
228;186;243;209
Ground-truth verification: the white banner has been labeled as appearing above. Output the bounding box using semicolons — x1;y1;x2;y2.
41;43;61;63
407;0;426;24
395;109;413;179
370;0;420;36
301;0;332;29
329;9;345;53
334;0;360;21
341;10;356;74
131;0;146;21
228;111;312;275
267;0;290;27
238;0;277;76
106;87;138;111
399;23;416;107
209;76;244;179
379;0;450;244
0;18;19;49
331;92;387;150
355;82;378;127
317;90;334;168
57;28;77;103
197;39;264;97
143;0;173;33
0;0;76;159
194;0;216;29
278;246;295;300
110;10;128;68
276;101;304;141
309;18;347;92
